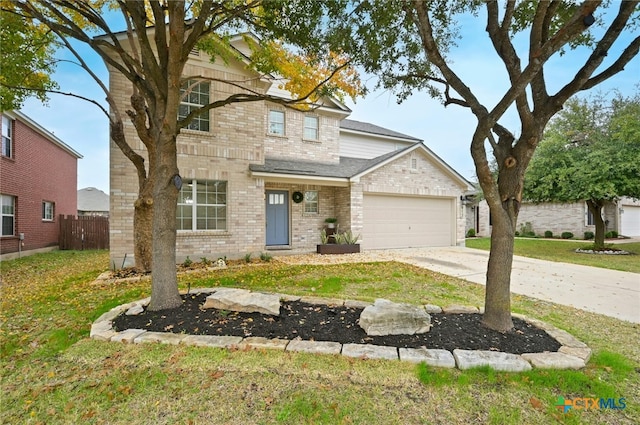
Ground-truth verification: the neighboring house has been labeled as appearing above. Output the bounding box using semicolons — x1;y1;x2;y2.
108;35;474;268
0;110;82;258
77;187;110;217
473;197;640;238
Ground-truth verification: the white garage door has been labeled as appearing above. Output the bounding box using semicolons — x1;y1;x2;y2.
362;194;454;249
621;205;640;236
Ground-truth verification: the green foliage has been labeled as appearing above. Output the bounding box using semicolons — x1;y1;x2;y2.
182;256;193;267
244;253;252;263
319;229;329;244
200;257;212;266
466;229;476;238
584;231;595;240
561;232;574;240
524;92;640;204
260;252;273;262
544;230;553;238
0;9;58;109
518;222;535;238
605;231;618;239
334;230;360;245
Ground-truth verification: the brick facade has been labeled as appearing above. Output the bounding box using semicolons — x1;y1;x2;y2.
1;112;80;255
109;40;471;267
476;200;618;238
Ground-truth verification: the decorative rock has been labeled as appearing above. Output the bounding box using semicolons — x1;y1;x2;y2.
286;340;342;355
134;331;186;345
90;321;117;341
545;328;588;348
442;304;480;314
203;288;281;316
559;346;592;362
181;335;243;348
399;348;456;368
125;304;144;315
453;349;532;372
424;304;443;314
344;300;373;308
359;299;431;336
521;352;585;369
111;329;146;343
341;344;398;360
238;337;289;351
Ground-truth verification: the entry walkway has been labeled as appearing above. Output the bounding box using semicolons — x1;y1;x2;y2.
390;247;640;324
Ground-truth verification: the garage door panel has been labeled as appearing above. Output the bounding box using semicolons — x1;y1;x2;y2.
363;194;453;249
621;205;640;236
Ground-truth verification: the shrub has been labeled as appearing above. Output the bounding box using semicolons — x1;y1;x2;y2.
584;231;594;240
319;229;329;244
605;230;619;239
466;229;476;238
544;230;553;238
182;256;193;267
244;253;252;263
515;231;520;237
260;252;272;262
200;256;212;266
561;232;574;239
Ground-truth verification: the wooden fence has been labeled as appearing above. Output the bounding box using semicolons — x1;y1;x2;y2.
59;215;109;250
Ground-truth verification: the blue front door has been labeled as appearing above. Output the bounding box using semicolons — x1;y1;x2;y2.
266;190;289;245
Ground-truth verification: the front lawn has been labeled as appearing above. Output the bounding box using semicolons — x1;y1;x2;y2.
2;250;638;424
466;237;640;273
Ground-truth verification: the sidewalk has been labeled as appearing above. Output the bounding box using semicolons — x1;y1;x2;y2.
392;247;640;324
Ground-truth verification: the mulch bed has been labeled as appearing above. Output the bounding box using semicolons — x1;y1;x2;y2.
113;293;561;355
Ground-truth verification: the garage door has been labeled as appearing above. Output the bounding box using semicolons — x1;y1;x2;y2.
362;194;454;249
621;205;640;236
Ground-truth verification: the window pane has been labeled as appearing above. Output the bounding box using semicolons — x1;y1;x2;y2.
269;110;285;135
2;216;13;236
304;116;318;140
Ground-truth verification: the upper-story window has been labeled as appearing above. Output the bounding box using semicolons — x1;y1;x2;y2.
1;194;15;236
42;201;54;221
268;110;285;136
303;115;319;141
2;115;13;158
179;79;210;132
177;180;227;231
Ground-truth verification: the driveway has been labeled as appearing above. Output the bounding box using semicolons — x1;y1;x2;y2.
389;247;640;324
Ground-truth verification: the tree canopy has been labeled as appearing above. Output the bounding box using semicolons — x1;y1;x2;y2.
0;4;58;110
524;91;640;246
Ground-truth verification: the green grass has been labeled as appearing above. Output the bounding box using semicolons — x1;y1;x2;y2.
1;249;639;424
466;238;640;273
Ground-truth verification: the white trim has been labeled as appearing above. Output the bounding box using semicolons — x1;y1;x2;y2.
251;171;349;187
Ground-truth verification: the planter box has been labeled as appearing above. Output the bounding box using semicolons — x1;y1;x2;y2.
317;244;361;255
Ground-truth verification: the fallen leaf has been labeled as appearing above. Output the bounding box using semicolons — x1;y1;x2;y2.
529;397;543;410
210;370;225;379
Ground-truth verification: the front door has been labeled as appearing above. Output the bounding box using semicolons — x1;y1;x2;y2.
266;190;289;246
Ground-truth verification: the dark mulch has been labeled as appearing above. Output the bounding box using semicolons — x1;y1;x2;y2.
113;293;561;355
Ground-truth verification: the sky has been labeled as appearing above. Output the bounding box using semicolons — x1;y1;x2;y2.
19;6;640;194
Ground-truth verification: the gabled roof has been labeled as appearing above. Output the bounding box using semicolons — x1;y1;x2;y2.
4;110;82;159
250;143;473;190
77;187;109;212
340;119;422;142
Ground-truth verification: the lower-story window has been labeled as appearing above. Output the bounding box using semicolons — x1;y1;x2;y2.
42;201;54;221
1;194;15;236
304;190;318;213
177;180;227;231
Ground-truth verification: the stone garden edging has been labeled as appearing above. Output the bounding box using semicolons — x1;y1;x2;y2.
90;287;591;372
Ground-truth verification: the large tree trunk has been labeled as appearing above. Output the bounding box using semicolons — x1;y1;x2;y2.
482;200;517;332
133;179;153;272
587;199;606;249
147;133;182;311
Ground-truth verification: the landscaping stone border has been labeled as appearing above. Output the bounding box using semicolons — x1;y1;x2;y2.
90;288;591;371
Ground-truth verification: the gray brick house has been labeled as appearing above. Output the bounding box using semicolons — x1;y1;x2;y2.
109;35;474;267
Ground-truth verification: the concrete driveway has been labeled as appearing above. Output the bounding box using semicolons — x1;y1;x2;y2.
387;247;640;324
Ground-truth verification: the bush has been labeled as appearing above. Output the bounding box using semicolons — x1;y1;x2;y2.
544;230;553;238
561;232;574;239
259;252;272;262
466;229;476;238
244;253;252;263
515;231;520;237
605;231;619;239
182;256;193;267
584;231;594;240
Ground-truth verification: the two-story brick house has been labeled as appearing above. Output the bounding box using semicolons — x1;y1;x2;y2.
109;35;473;268
1;110;82;258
